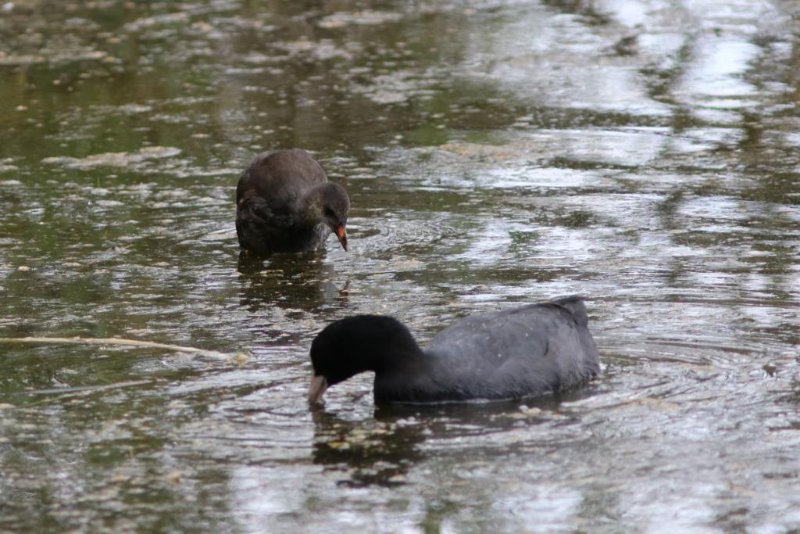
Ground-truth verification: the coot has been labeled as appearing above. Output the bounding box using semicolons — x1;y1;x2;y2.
308;296;600;404
236;149;350;254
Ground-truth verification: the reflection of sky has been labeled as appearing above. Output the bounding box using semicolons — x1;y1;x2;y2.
232;466;308;520
676;39;760;108
464;0;783;118
491;485;584;529
231;465;427;531
461;1;675;116
453;218;514;265
677;196;749;224
602;0;649;27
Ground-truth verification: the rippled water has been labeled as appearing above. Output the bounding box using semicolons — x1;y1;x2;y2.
1;0;799;531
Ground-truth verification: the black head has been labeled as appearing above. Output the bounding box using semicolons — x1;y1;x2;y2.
308;315;421;403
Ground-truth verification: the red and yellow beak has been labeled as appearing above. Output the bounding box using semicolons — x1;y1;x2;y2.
308;375;328;404
334;224;348;251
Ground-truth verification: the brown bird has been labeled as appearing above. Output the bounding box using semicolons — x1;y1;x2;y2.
236;149;350;255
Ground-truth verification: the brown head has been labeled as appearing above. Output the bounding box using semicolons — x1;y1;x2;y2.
311;182;349;251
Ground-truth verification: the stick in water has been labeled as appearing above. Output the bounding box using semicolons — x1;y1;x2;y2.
0;336;244;362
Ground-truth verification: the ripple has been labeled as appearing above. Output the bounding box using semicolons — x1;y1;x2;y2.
41;147;182;170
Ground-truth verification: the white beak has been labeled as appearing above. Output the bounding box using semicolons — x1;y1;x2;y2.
308;375;328;404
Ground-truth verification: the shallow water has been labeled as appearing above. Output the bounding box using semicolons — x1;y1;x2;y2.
1;0;799;531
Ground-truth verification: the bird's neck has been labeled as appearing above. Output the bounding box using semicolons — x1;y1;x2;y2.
296;186;326;225
372;343;428;375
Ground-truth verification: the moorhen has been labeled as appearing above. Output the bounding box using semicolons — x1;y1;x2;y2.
236;149;350;255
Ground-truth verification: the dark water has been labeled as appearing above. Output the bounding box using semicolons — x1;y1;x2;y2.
1;0;799;531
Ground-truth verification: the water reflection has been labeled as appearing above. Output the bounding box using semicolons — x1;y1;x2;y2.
309;390;596;488
237;252;348;314
311;408;424;488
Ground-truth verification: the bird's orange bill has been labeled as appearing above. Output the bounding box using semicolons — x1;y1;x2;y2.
308;375;328;404
334;224;348;251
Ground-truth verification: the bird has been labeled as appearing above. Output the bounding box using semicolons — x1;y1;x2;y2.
308;296;600;404
235;149;350;255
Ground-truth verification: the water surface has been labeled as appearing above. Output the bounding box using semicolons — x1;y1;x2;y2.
1;0;799;531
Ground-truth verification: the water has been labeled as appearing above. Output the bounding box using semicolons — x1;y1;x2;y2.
1;0;799;531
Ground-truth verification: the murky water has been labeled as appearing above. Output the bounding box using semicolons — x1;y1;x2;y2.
1;0;799;531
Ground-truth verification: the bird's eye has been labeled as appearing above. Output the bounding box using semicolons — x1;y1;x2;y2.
324;207;335;218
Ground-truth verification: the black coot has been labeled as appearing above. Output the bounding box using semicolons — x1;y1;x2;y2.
308;296;600;404
236;149;350;255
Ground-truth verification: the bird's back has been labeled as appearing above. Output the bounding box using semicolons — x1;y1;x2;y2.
378;297;600;402
236;149;328;208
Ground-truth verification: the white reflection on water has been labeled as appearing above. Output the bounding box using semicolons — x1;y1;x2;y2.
491;486;583;530
678;38;761;108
